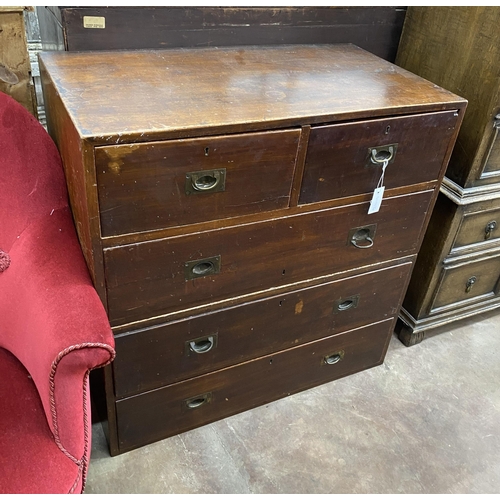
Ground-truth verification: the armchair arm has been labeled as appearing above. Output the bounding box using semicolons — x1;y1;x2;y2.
0;206;115;460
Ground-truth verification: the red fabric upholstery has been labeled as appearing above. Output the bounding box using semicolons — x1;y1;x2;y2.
0;91;115;493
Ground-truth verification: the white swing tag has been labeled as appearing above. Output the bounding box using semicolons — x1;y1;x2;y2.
368;159;388;215
368;186;385;214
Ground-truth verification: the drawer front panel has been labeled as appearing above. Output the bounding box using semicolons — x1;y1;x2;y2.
431;257;500;311
105;190;433;326
453;208;500;249
95;129;301;236
115;319;393;453
299;110;457;204
113;262;411;398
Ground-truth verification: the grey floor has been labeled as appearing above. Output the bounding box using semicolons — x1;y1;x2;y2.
85;311;500;494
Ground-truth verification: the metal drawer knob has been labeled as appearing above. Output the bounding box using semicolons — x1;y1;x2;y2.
485;221;497;240
465;276;477;293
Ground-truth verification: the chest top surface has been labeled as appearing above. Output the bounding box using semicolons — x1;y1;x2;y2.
39;44;465;143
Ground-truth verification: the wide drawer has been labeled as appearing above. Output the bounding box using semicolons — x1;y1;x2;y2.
105;190;433;326
431;255;500;312
95;129;301;236
113;262;411;398
299;110;458;204
115;318;393;453
452;207;500;250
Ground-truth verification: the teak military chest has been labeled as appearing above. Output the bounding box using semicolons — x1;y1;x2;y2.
39;44;466;455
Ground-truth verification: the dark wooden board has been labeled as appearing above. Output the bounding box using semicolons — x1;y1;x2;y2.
38;7;406;63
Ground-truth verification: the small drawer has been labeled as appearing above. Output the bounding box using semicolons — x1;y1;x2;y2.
115;318;393;453
299;110;458;204
431;256;500;312
452;208;500;250
95;129;300;236
113;262;411;398
104;190;433;326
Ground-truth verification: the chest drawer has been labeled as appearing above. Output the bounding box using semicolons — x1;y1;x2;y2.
105;190;433;326
95;129;301;236
115;318;393;453
431;255;500;312
299;110;457;204
452;207;500;250
113;261;411;398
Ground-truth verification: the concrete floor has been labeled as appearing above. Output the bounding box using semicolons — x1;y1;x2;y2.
85;311;500;494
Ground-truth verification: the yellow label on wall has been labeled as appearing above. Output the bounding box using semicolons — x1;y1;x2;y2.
83;16;105;29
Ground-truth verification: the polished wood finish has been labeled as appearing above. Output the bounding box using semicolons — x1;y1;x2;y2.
396;7;500;345
95;129;301;236
105;191;433;326
39;45;463;145
113;262;412;397
37;7;406;62
115;319;394;453
300;111;459;204
40;45;465;454
0;7;36;116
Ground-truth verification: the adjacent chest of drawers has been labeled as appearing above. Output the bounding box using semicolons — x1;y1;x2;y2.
39;44;465;454
395;7;500;346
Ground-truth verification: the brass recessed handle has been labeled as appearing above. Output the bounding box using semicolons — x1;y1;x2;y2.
485;221;497;240
368;143;398;165
334;295;360;314
185;169;226;194
185;392;212;409
189;335;216;354
349;225;376;249
184;256;221;280
324;350;345;365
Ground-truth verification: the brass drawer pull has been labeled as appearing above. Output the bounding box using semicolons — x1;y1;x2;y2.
465;276;477;293
368;143;398;165
185;169;226;194
185;392;212;409
334;294;360;313
184;255;221;280
348;224;377;249
324;350;345;365
187;335;217;355
485;221;497;240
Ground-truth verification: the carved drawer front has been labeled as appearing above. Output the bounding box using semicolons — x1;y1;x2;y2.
431;256;500;312
95;129;301;236
299;110;458;204
115;318;393;453
113;262;411;398
104;190;432;326
452;207;500;250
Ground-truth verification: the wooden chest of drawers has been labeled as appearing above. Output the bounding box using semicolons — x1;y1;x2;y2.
395;7;500;345
39;44;465;454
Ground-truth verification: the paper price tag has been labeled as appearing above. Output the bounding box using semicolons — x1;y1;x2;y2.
368;186;385;214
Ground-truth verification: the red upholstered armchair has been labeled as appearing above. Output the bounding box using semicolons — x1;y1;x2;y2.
0;92;115;493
